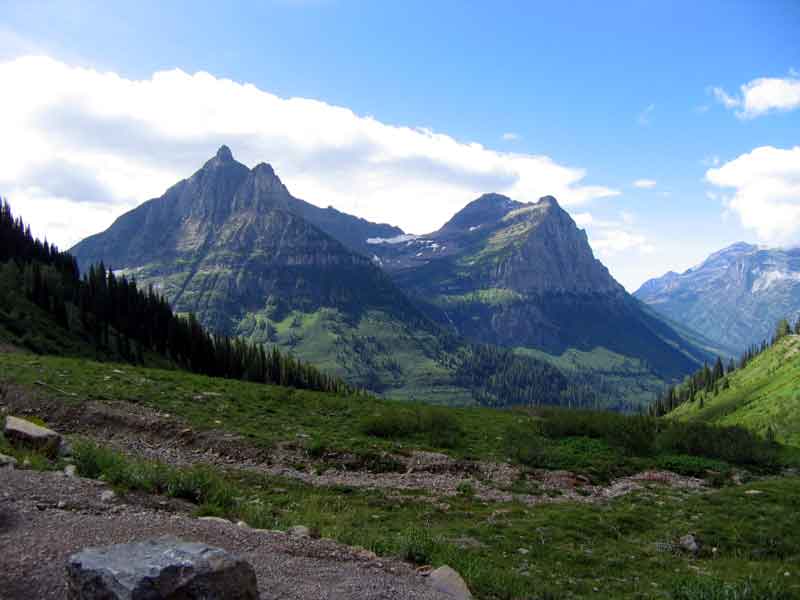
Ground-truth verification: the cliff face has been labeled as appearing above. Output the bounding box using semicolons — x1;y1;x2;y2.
70;147;421;336
370;194;703;378
636;243;800;353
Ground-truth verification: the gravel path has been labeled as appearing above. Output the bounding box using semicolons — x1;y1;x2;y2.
0;468;453;600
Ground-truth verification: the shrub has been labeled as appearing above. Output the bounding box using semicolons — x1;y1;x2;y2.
656;422;778;469
655;454;730;477
360;406;463;448
397;526;439;565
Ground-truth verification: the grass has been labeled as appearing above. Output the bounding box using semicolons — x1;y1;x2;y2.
3;347;799;598
670;335;800;446
37;440;800;599
1;351;794;480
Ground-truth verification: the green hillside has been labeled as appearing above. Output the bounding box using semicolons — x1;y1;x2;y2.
669;334;800;446
2;349;799;598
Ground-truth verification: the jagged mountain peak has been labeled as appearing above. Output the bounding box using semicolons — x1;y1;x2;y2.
215;144;234;161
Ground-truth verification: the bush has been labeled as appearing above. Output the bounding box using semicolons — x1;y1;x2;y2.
655;454;730;477
536;408;657;455
360;406;463;448
657;422;778;469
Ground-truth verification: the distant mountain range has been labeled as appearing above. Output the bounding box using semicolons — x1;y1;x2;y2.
71;147;710;406
635;242;800;356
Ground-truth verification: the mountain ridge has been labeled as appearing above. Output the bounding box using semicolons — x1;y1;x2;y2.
635;242;800;354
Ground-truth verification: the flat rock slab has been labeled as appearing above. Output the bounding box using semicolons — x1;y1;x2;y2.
4;416;62;456
66;536;258;599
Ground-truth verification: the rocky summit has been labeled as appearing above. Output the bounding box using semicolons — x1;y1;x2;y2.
635;242;800;355
70;147;708;405
372;193;706;379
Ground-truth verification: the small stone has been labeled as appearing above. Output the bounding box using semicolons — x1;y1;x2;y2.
0;453;17;469
429;565;473;599
236;520;249;528
66;537;257;599
679;534;699;555
288;525;311;538
64;465;77;477
57;501;67;509
100;490;116;503
198;516;230;525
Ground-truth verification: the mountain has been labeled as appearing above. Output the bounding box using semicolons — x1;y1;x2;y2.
666;333;800;446
635;242;800;355
370;193;708;381
69;148;569;404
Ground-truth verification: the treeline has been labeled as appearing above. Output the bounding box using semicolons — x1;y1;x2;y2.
650;317;799;417
451;344;602;409
0;199;354;395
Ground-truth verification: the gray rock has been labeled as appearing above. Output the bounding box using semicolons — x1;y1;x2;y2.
4;416;62;456
679;534;699;555
288;525;311;538
64;465;77;478
198;516;230;525
100;490;116;503
429;565;473;599
66;536;258;599
0;453;17;469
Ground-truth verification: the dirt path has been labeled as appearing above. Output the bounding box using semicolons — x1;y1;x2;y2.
0;468;453;600
0;387;706;506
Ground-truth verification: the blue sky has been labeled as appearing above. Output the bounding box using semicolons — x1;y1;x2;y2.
1;0;799;289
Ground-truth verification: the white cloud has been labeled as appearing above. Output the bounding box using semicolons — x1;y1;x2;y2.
501;132;520;141
576;212;654;262
0;55;619;248
705;146;800;243
712;76;800;118
633;179;656;189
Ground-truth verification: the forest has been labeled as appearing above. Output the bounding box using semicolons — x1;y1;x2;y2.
0;199;354;395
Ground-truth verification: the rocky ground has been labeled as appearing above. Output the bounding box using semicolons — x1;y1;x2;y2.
0;386;706;506
0;468;455;600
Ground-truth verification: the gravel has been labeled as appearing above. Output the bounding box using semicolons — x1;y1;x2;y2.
0;469;452;600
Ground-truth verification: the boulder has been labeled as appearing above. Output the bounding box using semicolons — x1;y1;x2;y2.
4;416;62;456
0;453;17;469
288;525;310;538
679;534;699;555
429;565;473;599
66;537;258;599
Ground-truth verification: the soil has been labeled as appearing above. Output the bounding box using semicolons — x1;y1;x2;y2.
0;468;453;600
0;387;706;507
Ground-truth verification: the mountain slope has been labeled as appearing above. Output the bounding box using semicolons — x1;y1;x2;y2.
371;193;708;381
635;242;800;355
69;148;568;404
669;334;800;446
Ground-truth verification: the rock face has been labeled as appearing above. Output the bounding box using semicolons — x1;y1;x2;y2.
635;243;800;355
4;416;62;457
66;537;258;600
428;565;473;599
373;194;707;379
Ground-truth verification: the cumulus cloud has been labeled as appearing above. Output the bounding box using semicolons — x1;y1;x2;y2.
633;179;656;189
572;211;654;259
0;55;618;248
712;76;800;118
705;146;800;243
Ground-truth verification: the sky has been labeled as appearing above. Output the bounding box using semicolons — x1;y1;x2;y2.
0;0;798;291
